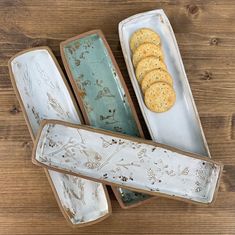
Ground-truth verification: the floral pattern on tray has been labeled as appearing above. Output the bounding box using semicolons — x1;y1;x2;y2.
10;48;110;225
35;122;222;204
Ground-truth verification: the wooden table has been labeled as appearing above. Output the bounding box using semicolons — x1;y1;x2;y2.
1;0;235;234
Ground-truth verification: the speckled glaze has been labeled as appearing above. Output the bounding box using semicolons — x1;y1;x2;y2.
33;121;222;205
119;10;211;157
60;30;150;207
8;47;111;227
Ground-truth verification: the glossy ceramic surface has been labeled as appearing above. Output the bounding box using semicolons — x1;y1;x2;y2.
61;31;150;206
34;121;222;204
119;9;210;157
9;48;110;226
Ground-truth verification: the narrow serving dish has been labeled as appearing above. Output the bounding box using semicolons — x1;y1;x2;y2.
8;47;111;227
33;120;222;205
60;30;151;208
119;9;210;157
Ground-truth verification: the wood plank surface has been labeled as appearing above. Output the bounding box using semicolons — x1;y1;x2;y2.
0;0;235;234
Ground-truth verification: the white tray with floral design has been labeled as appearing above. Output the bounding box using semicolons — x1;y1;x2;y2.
33;120;222;205
9;47;111;227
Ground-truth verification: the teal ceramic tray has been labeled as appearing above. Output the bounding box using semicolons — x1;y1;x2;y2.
60;30;151;208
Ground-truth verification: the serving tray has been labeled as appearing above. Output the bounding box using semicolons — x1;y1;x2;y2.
33;120;222;205
8;47;111;227
60;30;151;208
119;9;210;157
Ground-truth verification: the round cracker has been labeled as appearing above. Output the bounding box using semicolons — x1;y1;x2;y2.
136;56;167;83
141;69;173;93
132;43;163;67
130;28;161;52
144;82;176;113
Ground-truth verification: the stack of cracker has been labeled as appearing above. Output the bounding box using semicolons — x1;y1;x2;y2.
130;28;176;113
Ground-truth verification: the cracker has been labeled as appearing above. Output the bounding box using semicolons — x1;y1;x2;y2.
132;43;163;67
144;82;176;112
136;56;167;83
141;69;173;93
130;28;161;52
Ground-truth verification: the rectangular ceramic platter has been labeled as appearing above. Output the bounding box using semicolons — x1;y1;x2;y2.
9;48;109;225
119;9;210;157
61;31;150;206
34;121;222;204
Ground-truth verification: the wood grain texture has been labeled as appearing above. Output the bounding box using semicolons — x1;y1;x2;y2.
0;0;234;234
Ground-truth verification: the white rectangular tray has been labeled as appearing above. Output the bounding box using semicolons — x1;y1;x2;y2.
119;9;210;157
9;47;111;227
33;121;222;205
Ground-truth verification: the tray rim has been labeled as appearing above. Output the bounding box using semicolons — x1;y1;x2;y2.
118;9;211;158
32;119;223;206
60;29;153;209
8;46;112;227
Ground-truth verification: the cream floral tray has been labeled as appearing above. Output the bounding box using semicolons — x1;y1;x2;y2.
33;120;222;205
8;47;111;227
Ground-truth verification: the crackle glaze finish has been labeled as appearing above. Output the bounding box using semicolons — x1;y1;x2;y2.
119;10;210;157
35;122;222;204
9;48;110;226
61;32;150;206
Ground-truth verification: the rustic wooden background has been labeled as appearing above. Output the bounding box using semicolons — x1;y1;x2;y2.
0;0;235;234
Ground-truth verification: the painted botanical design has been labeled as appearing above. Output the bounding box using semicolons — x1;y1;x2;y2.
36;123;221;204
13;62;33;97
47;93;71;119
100;109;118;125
12;51;78;131
95;87;115;100
83;101;93;113
35;62;58;90
49;171;109;224
31;106;41;125
63;33;147;205
65;41;81;55
11;49;110;225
